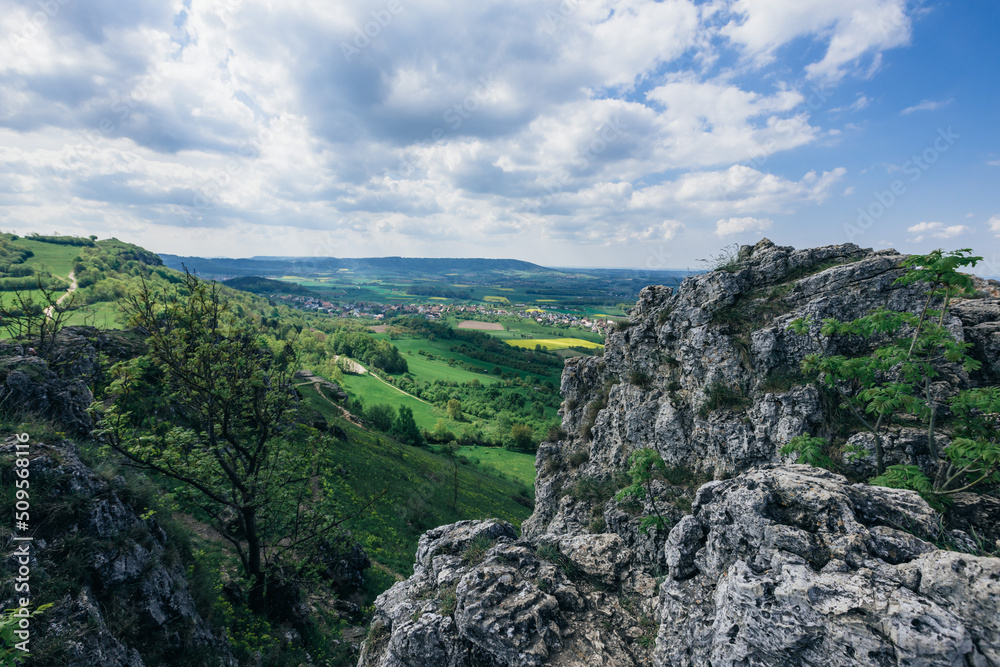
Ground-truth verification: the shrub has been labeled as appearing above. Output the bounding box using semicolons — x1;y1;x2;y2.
628;369;651;389
698;382;751;418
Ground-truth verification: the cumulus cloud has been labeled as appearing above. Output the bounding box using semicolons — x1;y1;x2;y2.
989;215;1000;237
714;216;773;237
906;222;971;243
0;0;921;261
722;0;912;82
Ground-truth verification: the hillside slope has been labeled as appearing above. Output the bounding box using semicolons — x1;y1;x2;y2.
360;240;1000;667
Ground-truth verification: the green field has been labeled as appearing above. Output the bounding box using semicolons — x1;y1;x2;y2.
386;334;563;383
444;315;605;346
336;368;462;431
13;238;80;276
506;337;604;351
390;337;504;384
455;445;537;487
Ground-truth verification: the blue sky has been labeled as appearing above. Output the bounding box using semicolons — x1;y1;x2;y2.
1;0;998;273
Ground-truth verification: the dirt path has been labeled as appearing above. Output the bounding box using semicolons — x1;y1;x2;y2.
336;354;433;406
363;366;433;405
44;270;76;318
297;380;364;426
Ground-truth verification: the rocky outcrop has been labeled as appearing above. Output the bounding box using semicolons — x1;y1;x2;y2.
0;352;94;435
295;369;348;401
655;464;998;666
359;520;653;667
0;327;144;436
363;241;1000;667
0;436;237;666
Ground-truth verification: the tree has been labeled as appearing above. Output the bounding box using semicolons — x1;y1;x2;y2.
392;406;423;445
95;272;373;614
509;423;535;451
446;398;463;421
442;441;460;511
787;249;999;504
366;403;396;432
616;448;669;534
0;273;77;359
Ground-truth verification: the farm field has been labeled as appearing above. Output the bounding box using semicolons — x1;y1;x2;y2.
389;338;504;384
13;238;80;276
379;333;560;383
445;315;605;346
506;337;604;351
457;320;503;330
335;369;458;431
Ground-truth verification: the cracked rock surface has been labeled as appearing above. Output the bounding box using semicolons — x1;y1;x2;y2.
360;241;1000;667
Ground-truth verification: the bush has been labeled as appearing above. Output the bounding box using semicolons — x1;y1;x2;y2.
698;382;751;418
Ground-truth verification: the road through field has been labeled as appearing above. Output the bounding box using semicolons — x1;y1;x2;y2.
335;354;433;406
44;271;77;319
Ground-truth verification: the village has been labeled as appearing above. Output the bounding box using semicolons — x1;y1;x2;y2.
270;292;612;333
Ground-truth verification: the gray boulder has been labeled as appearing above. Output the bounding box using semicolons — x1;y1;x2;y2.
656;465;998;667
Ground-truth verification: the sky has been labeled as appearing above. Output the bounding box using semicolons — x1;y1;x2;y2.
1;0;998;273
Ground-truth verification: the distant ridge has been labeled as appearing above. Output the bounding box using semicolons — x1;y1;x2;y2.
158;254;563;279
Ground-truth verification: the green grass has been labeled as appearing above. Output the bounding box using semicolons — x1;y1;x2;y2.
449;316;605;345
390;337;503;384
385;333;560;383
11;238;80;277
455;445;536;486
298;391;533;577
336;370;453;431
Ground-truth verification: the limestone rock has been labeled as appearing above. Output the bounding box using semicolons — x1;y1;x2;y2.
655;465;996;667
367;241;1000;667
0;437;236;666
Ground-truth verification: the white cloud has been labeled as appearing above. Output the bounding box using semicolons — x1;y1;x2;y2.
0;0;928;262
629;166;846;216
989;216;1000;237
722;0;912;83
900;98;954;115
906;222;971;243
714;216;773;237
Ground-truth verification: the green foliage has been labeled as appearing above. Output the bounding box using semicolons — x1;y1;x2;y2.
0;273;77;357
508;423;535;451
563;472;628;505
788;248;999;503
699;243;741;273
94;270;318;613
780;434;834;470
699;381;751;418
534;543;579;578
628;368;651;388
616;449;669;535
760;368;809;394
446;398;463;420
392;405;424;445
461;533;496;565
1;604;54;665
365;403;396;432
24;233;96;247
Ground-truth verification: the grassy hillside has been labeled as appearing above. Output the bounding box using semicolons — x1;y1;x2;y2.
298;384;533;576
